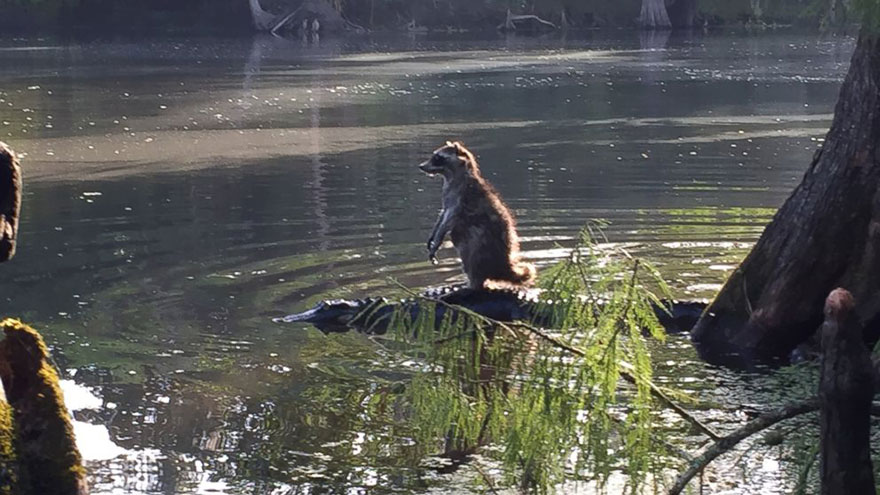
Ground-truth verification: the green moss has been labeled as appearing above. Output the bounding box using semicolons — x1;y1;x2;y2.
0;399;16;495
0;319;86;495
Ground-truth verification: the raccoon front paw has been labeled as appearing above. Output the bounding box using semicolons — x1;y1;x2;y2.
427;238;439;252
427;240;439;264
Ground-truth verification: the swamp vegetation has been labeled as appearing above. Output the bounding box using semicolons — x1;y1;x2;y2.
3;0;880;493
376;228;675;492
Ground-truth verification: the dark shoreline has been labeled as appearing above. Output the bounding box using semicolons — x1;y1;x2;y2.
0;26;853;46
0;0;854;38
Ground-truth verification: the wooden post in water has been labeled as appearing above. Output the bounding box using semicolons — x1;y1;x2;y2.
819;288;875;495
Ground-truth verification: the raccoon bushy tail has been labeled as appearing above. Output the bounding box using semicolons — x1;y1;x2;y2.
483;260;537;289
510;261;537;285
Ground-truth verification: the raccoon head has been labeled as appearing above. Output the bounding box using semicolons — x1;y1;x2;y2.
419;141;477;179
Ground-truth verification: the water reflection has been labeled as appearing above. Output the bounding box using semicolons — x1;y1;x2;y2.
0;31;853;493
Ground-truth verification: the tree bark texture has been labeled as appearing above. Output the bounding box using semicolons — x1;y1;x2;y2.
640;0;672;29
691;33;880;364
248;0;277;30
0;142;21;264
819;289;875;494
667;0;698;28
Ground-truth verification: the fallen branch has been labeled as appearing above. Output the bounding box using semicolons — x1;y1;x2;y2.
343;17;367;33
472;461;502;495
498;9;558;31
270;6;303;36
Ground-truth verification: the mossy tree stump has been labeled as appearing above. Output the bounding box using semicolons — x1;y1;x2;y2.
0;395;15;495
0;320;88;495
0;143;86;493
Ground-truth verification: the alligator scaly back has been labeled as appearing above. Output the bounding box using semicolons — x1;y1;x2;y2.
275;285;705;335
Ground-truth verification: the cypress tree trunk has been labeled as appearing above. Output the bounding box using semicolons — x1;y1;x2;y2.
248;0;277;30
827;0;838;27
691;33;880;364
640;0;672;29
667;0;698;28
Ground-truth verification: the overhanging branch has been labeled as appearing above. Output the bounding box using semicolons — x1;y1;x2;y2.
667;398;820;495
388;278;722;442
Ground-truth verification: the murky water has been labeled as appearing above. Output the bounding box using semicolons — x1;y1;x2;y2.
0;31;854;493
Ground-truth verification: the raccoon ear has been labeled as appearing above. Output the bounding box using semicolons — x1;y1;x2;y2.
445;141;454;148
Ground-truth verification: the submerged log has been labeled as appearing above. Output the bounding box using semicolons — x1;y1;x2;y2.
0;142;21;264
819;289;875;494
691;33;880;364
0;320;88;495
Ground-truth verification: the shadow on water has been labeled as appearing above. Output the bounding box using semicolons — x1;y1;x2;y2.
0;30;856;493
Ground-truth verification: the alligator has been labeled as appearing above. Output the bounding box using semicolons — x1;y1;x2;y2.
275;285;707;336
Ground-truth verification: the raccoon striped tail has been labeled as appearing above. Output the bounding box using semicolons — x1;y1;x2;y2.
511;261;537;286
484;261;537;290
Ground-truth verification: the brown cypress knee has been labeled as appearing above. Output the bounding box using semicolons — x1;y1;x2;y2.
819;288;875;495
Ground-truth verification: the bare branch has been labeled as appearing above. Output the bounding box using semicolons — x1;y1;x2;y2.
472;461;502;495
498;9;558;30
270;8;302;36
667;398;819;495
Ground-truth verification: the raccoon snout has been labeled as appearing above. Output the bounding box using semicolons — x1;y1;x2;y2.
419;160;442;174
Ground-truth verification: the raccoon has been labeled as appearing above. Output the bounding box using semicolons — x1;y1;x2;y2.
419;141;536;289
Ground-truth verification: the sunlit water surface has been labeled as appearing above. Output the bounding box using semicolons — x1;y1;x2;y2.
0;31;854;493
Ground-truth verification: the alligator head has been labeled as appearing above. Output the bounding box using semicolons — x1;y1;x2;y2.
275;286;541;335
274;298;390;333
